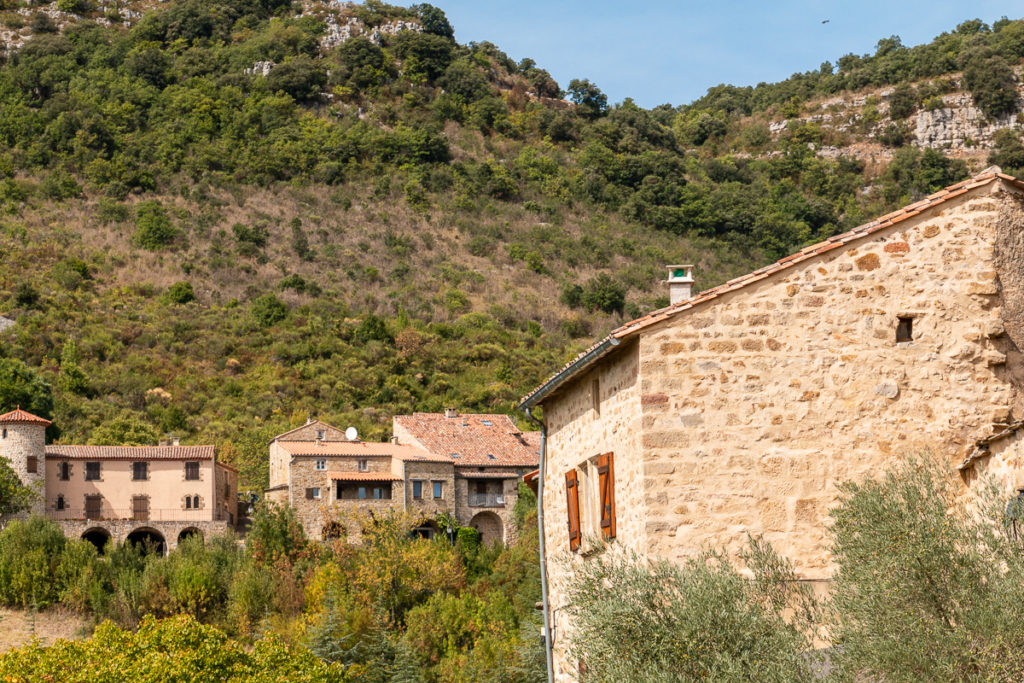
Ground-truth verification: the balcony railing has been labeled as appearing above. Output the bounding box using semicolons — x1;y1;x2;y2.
46;509;229;523
468;493;505;508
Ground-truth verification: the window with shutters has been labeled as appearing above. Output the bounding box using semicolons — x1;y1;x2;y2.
132;496;149;521
26;456;37;474
185;461;200;480
59;462;71;481
412;481;423;499
565;469;581;552
85;462;101;481
597;452;616;540
572;453;617;549
85;494;102;519
55;494;66;511
358;459;368;472
306;487;321;499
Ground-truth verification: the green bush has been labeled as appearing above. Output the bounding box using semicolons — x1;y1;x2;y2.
830;455;1024;679
133;200;179;250
164;281;196;304
250;294;288;327
566;538;818;681
0;517;69;609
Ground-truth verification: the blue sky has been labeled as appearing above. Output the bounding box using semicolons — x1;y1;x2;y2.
437;1;1024;108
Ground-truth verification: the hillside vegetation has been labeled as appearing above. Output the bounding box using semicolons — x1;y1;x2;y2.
0;1;1021;486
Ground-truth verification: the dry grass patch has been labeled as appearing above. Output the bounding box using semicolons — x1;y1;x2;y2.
0;608;90;653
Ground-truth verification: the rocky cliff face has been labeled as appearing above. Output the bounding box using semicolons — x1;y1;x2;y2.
914;92;1021;150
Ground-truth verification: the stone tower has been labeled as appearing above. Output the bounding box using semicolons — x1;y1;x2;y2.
0;407;50;516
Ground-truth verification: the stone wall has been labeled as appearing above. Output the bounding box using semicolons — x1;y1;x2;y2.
404;460;455;519
0;423;45;515
636;188;1024;573
541;339;643;679
55;518;230;553
453;468;525;544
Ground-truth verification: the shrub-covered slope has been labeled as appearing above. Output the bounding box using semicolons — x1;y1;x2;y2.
0;1;1020;487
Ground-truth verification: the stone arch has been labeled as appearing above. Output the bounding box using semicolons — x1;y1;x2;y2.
322;521;345;540
469;511;503;547
177;527;203;545
126;526;167;555
81;527;111;553
411;519;441;540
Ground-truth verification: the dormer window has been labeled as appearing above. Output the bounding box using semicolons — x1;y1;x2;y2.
897;316;913;343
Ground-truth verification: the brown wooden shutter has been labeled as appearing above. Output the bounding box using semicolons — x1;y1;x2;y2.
305;488;314;500
565;469;581;551
598;452;616;540
26;456;37;473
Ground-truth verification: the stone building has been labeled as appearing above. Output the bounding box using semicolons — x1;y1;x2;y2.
265;413;539;544
0;407;238;553
520;168;1024;679
393;411;540;545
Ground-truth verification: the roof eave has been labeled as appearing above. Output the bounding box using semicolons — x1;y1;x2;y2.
519;336;621;410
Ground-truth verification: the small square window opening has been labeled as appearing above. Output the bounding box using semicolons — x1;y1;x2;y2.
316;459;326;471
358;459;368;472
897;316;913;343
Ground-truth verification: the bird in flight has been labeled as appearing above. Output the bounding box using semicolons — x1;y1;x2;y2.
822;19;830;24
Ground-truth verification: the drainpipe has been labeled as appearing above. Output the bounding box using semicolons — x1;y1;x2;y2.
525;406;554;683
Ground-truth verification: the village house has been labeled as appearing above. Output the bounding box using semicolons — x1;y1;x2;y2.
520;168;1024;679
0;407;238;553
265;411;539;544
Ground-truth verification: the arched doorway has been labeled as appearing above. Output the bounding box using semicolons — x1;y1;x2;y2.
126;527;167;555
81;527;111;553
411;520;441;540
469;511;503;547
177;527;203;545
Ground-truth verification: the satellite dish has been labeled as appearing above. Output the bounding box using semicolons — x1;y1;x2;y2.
345;427;358;441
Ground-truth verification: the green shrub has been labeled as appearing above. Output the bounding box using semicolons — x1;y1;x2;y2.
581;273;626;314
830;455;1024;679
566;538;818;681
0;517;68;609
164;281;196;304
250;294;288;327
133;200;179;250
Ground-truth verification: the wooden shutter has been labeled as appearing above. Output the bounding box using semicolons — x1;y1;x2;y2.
598;452;616;540
565;469;581;551
26;456;37;474
305;488;314;500
132;496;149;521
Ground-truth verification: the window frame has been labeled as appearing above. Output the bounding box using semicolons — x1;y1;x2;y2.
85;461;101;481
315;459;327;471
433;481;443;499
412;480;423;499
184;461;200;481
58;462;71;481
132;461;148;481
358;459;368;472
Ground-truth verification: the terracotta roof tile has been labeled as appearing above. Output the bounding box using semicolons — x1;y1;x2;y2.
0;407;52;426
327;471;402;482
46;445;214;460
393;413;540;467
278;440;445;462
521;170;1022;407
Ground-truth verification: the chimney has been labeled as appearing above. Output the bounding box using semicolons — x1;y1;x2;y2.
171;435;180;447
391;435;399;445
665;265;695;305
444;408;458;419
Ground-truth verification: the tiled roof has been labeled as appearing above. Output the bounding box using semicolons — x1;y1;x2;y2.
45;445;215;460
277;440;447;462
521;169;1024;407
456;471;522;479
0;407;52;426
393;413;540;467
327;471;402;482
